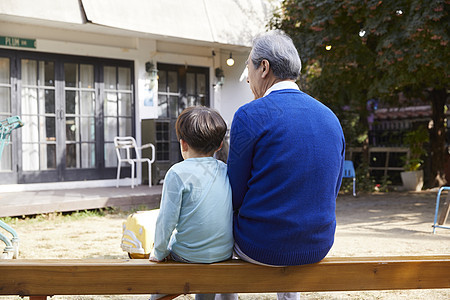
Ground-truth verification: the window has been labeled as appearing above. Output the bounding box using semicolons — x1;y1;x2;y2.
21;59;56;171
103;66;133;168
0;57;12;171
64;63;96;169
156;122;169;161
153;63;209;181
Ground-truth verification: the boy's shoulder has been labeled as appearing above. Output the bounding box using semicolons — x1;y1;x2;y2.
216;159;227;168
165;158;227;187
168;158;226;173
166;160;189;175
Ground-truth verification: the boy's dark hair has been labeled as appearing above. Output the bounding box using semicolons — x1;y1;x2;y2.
176;106;227;155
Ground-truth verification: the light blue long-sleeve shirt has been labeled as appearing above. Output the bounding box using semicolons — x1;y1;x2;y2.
153;157;234;263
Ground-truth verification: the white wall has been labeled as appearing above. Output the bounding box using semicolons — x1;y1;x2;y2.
219;51;254;126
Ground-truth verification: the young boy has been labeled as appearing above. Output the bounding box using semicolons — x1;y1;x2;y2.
150;106;233;264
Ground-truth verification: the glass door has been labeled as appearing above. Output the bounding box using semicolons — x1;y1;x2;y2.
0;56;17;183
154;64;209;182
103;65;133;170
0;49;134;184
62;62;97;181
20;58;59;182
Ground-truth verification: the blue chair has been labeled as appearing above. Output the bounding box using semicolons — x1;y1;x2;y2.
343;160;356;197
432;186;450;234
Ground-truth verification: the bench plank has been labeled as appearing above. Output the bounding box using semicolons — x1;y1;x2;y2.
1;256;449;296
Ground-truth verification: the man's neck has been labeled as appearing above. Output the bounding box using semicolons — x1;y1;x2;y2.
263;79;298;97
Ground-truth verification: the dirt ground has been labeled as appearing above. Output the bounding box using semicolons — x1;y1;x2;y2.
1;190;449;299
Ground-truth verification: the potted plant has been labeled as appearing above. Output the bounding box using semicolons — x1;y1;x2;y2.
400;126;429;191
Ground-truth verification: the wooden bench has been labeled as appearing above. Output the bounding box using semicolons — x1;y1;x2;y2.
1;256;449;299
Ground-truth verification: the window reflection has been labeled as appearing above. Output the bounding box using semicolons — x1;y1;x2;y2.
66;144;77;168
0;87;11;114
64;63;77;88
168;71;177;92
80;64;94;88
179;96;187;115
0;57;10;84
81;92;95;115
119;93;131;116
42;61;54;86
45;144;56;169
65;91;77;114
104;66;116;89
158;70;167;92
22;59;37;86
45;117;56;140
64;63;96;169
197;73;206;94
103;65;133;168
158;95;168;118
186;73;195;95
118;67;131;90
66;117;77;141
45;90;55;113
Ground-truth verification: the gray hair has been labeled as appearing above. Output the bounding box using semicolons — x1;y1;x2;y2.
251;30;302;80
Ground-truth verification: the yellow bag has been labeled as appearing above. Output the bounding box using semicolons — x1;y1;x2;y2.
121;209;159;259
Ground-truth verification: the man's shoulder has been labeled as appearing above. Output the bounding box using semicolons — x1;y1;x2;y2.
238;89;305;117
236;94;275;115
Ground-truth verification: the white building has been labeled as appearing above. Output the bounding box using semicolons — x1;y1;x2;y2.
0;0;274;190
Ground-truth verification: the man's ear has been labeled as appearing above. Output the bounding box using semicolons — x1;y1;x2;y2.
261;59;270;78
180;139;189;152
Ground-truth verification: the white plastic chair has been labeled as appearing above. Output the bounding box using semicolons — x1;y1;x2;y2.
114;136;155;188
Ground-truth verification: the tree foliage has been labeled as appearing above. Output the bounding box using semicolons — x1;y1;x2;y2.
271;0;449;186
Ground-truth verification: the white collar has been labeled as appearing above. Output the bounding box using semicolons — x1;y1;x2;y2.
264;81;300;97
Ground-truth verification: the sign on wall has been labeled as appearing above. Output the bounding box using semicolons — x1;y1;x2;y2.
0;36;36;49
139;72;158;119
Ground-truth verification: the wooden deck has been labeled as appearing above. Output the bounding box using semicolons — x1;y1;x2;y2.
0;185;162;217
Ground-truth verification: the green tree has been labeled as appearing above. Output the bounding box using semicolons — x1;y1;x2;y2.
271;0;449;187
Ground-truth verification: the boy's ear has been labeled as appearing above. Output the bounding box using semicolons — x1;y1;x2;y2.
215;141;224;152
180;139;189;152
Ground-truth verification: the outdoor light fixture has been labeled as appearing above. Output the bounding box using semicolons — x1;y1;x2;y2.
145;61;158;79
325;45;332;51
226;52;235;66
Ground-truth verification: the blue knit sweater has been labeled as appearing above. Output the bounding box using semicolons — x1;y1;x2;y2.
227;89;345;266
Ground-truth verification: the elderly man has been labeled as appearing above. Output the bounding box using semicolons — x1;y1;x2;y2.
225;31;345;300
